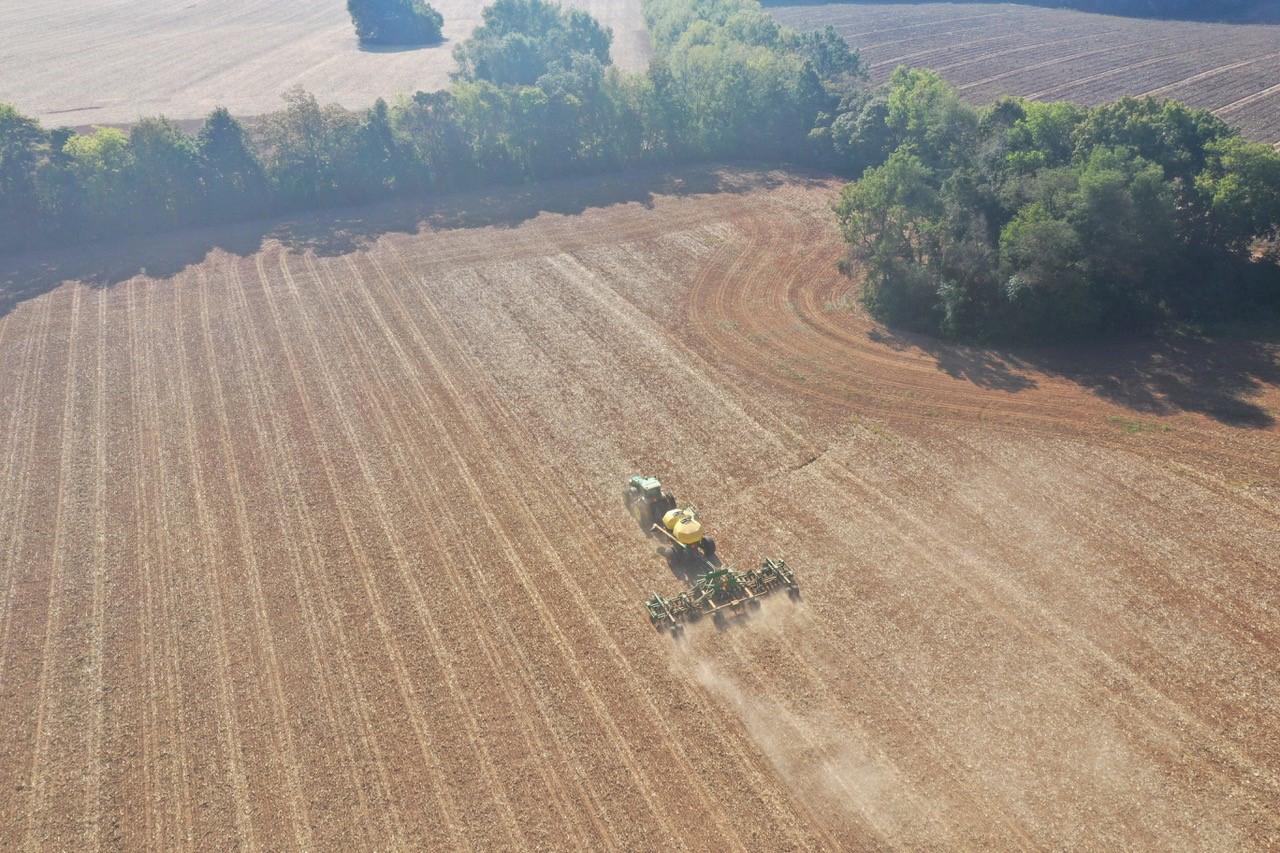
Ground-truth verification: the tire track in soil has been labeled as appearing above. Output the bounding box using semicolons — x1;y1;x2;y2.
278;249;534;849
122;280;164;850
815;451;1280;839
930;32;1113;74
282;250;530;851
87;289;107;848
678;221;1045;846
0;293;56;839
191;267;314;850
1215;80;1280;116
24;286;84;848
726;570;1038;848
420;250;839;850
134;281;197;849
323;253;611;850
376;241;820;849
224;256;402;847
0;294;55;664
1140;50;1280;98
486;224;967;845
869;28;1060;70
958;41;1158;93
344;247;693;849
167;276;259;850
255;251;469;849
1028;55;1178;100
357;248;728;847
373;251;798;845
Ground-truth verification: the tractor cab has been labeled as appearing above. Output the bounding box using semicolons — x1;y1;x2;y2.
626;475;677;527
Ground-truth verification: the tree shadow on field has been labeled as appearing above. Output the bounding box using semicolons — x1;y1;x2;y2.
1024;332;1280;428
868;326;1040;392
356;38;450;54
868;324;1279;428
0;163;826;319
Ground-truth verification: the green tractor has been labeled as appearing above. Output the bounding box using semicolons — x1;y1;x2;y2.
625;475;716;560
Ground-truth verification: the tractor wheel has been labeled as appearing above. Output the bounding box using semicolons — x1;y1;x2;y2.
700;537;716;558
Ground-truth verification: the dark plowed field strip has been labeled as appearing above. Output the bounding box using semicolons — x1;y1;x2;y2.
1;167;1277;848
770;2;1280;142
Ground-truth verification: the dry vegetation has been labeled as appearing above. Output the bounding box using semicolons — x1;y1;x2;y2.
771;1;1280;142
0;0;651;128
1;167;1278;848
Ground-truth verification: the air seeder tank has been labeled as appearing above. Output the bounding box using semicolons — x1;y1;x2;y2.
662;508;704;547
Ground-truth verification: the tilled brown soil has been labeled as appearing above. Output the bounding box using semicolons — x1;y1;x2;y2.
0;167;1278;849
770;2;1280;143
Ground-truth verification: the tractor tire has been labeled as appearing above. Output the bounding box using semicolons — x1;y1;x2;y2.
699;537;716;558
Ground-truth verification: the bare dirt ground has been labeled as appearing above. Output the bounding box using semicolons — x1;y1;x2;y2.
1;166;1278;849
0;0;652;128
769;1;1280;142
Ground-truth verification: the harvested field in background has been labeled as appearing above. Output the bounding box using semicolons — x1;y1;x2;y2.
0;0;651;128
770;1;1280;142
1;167;1279;848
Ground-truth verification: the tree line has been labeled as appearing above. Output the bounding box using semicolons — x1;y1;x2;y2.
0;0;856;256
1;0;1276;339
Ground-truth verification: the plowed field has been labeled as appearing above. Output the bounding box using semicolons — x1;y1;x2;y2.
770;2;1280;142
0;0;651;128
1;167;1278;849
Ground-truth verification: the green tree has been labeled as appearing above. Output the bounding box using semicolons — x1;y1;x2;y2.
836;148;944;328
64;128;132;236
128;117;203;228
452;0;612;86
1073;96;1230;184
884;67;977;171
788;26;864;89
262;88;359;206
1197;136;1280;253
392;90;474;188
348;0;444;45
198;107;268;220
0;104;47;251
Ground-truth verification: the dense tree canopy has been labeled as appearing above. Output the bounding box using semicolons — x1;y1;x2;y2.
835;71;1280;340
347;0;444;46
452;0;613;85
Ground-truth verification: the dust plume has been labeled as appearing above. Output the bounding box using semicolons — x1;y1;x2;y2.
673;621;948;847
